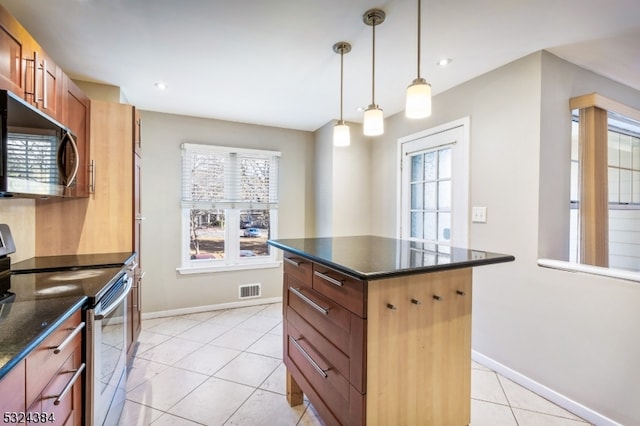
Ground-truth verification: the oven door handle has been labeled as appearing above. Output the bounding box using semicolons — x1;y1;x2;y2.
95;277;133;320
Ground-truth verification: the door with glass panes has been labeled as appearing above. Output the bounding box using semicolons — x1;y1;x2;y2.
400;124;468;250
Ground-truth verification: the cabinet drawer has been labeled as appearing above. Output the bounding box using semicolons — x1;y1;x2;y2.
287;283;352;356
313;265;365;317
38;346;82;426
287;307;350;380
286;321;351;425
283;253;313;284
26;311;83;409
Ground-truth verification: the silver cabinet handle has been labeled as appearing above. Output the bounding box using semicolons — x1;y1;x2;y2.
40;59;47;109
289;336;327;378
52;363;85;406
53;322;85;354
89;160;96;194
314;270;344;287
289;287;328;315
283;257;303;267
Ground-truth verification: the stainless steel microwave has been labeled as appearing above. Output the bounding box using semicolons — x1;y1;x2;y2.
0;90;80;198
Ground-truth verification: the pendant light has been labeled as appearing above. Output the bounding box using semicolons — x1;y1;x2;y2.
333;41;351;147
405;0;432;119
363;9;385;136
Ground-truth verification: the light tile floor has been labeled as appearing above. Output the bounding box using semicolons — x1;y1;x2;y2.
119;303;592;426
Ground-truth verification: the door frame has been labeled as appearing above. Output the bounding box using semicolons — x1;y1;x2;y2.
396;117;471;246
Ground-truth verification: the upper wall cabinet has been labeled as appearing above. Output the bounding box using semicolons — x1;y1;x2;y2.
0;6;28;96
63;77;91;197
0;6;63;120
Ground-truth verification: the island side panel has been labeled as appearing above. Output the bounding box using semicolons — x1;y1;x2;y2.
366;268;472;426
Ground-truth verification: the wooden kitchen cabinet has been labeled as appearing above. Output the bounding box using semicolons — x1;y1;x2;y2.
281;251;473;425
0;359;26;417
28;46;63;121
0;5;29;97
128;108;142;359
35;100;133;256
0;5;63;120
0;310;86;426
62;76;91;198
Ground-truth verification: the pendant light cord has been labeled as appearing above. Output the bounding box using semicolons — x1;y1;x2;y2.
417;0;421;79
371;20;376;104
340;48;344;120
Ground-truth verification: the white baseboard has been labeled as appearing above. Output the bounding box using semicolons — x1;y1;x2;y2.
141;296;283;320
472;350;622;426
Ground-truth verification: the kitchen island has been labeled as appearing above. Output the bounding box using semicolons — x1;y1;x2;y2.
268;236;514;426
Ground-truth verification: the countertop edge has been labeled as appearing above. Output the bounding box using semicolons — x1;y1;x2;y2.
0;296;88;381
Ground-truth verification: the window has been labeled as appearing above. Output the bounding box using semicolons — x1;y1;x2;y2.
569;95;640;272
180;143;280;272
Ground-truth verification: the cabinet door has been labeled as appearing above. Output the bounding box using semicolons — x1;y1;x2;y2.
62;76;91;197
0;5;28;96
34;48;63;121
0;359;26;416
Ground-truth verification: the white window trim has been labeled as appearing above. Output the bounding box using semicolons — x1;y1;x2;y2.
538;258;640;284
396;117;471;247
178;143;280;274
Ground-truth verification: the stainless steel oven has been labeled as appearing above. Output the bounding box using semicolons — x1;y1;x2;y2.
85;270;133;426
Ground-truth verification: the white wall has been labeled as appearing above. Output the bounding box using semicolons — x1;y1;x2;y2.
139;111;315;314
314;120;371;237
368;51;640;425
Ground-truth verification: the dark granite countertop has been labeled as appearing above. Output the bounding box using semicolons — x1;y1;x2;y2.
0;295;87;380
0;251;135;381
11;252;135;274
268;236;515;280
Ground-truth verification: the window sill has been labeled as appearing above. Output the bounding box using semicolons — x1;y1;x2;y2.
177;261;281;275
538;258;640;283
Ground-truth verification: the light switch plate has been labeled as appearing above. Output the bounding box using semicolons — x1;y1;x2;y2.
472;206;487;223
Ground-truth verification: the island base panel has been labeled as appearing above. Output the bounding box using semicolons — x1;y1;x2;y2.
366;268;472;426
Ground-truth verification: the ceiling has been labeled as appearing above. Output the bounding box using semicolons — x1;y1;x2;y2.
2;0;639;132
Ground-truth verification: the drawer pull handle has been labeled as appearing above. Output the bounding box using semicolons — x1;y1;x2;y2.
386;303;397;310
290;287;329;315
284;257;304;267
433;295;442;301
53;322;85;354
289;336;328;378
456;290;466;296
314;271;345;287
411;298;421;305
52;363;86;406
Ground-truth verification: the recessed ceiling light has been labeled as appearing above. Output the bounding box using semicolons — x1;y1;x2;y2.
437;58;452;67
154;81;168;90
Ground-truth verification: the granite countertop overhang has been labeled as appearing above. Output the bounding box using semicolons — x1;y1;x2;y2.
0;296;87;380
268;235;515;281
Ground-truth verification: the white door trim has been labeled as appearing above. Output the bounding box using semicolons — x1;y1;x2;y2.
396;117;471;245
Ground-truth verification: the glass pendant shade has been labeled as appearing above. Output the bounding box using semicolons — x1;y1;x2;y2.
333;120;351;147
406;78;432;118
363;104;384;136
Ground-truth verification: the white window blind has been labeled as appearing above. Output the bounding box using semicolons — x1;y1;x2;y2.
181;143;280;210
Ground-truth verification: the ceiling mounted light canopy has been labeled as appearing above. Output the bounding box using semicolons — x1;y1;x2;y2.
405;0;432;119
363;8;385;137
333;41;352;147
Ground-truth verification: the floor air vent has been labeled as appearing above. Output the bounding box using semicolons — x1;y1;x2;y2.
239;283;261;299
